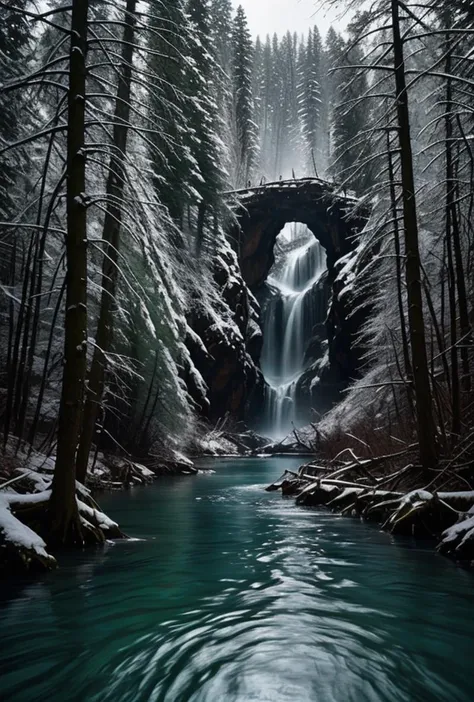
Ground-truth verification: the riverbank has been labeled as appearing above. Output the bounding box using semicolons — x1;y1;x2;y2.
266;453;474;565
0;425;271;574
0;438;196;574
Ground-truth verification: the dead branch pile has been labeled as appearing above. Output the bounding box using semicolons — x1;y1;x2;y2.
266;447;474;564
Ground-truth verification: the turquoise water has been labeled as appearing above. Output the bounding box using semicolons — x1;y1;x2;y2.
1;456;474;702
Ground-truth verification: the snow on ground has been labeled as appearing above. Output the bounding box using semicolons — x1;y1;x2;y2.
0;444;133;570
0;490;55;565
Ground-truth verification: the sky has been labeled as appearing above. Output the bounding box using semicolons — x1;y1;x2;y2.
233;0;348;39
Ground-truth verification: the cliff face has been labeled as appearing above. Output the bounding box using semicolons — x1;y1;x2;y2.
184;240;262;422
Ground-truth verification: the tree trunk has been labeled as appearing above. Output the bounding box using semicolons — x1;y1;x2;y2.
386;128;412;382
391;0;437;471
445;33;471;394
48;0;89;545
75;0;137;484
444;41;461;437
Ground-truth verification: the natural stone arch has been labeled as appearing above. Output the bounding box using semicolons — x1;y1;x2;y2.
233;179;367;289
230;179;369;421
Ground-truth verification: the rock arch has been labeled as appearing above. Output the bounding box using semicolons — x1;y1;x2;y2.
184;179;368;427
231;178;369;421
233;178;367;288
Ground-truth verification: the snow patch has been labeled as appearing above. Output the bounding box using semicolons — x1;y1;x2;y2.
0;490;54;564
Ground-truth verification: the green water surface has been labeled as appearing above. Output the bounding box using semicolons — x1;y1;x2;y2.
1;456;473;701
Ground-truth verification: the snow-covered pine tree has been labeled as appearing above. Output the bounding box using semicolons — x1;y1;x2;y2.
324;27;345;172
186;0;228;250
311;27;324;169
330;36;372;194
298;28;322;177
253;34;275;181
230;5;258;188
252;35;264;140
282;31;302;176
209;0;234;189
319;0;448;472
210;0;233;77
269;33;290;178
0;1;32;406
49;0;90;545
147;0;198;225
75;0;139;485
0;1;30;230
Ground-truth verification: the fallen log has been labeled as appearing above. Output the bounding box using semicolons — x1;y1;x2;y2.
265;455;474;565
296;482;340;506
282;478;307;496
265;469;301;492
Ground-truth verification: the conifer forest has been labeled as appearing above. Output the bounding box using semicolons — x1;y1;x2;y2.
2;2;474;700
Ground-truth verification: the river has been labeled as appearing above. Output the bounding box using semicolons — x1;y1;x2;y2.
1;456;473;701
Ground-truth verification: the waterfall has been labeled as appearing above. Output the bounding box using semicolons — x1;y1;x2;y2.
260;223;327;438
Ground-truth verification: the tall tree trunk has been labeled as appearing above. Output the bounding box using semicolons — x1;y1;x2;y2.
452;178;471;393
444;40;461;436
48;0;89;545
391;0;437;471
446;40;471;394
386;129;412;382
75;0;137;484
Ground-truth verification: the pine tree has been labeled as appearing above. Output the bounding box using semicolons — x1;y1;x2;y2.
330;36;372;193
324;27;346;171
186;0;227;248
281;31;301;175
254;34;275;180
147;0;197;224
0;1;31;278
209;0;234;185
49;0;89;545
231;5;257;187
298;28;322;176
390;0;437;470
271;33;291;178
75;0;138;485
252;35;264;131
311;26;324;167
210;0;233;76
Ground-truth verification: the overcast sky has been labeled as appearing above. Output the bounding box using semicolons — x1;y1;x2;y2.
233;0;347;39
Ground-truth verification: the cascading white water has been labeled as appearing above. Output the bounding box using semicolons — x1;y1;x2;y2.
260;223;327;438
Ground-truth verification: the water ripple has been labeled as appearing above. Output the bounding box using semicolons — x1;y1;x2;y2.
1;457;474;702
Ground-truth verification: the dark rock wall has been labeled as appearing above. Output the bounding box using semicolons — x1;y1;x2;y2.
185;245;262;422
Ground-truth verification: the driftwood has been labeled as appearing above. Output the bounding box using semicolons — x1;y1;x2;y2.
265;469;299;492
265;446;474;564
